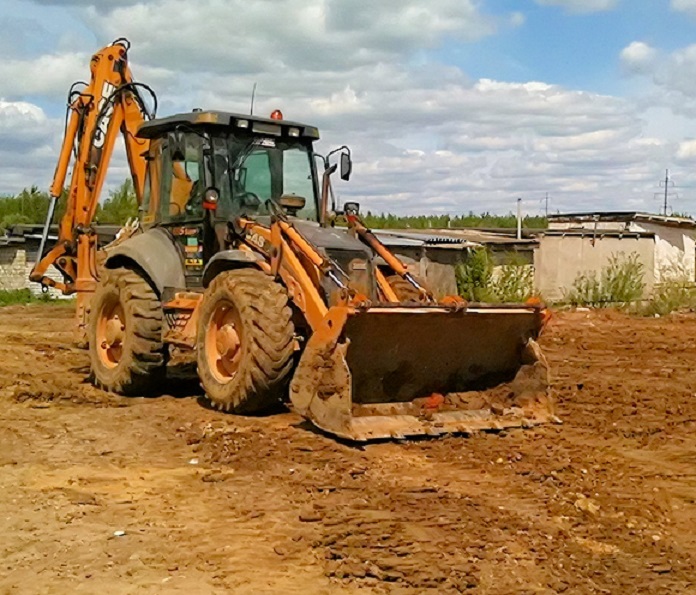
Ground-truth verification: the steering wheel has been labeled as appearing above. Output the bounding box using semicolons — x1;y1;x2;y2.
239;191;261;209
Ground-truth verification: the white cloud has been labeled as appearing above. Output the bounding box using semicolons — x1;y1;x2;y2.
657;45;696;100
509;12;526;27
79;0;497;75
676;139;696;160
0;101;47;142
534;0;619;14
0;53;88;100
620;42;657;74
671;0;696;17
620;41;696;117
0;0;693;215
0;101;62;194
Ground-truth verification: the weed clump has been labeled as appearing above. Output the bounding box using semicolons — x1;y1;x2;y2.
564;253;645;308
456;248;535;303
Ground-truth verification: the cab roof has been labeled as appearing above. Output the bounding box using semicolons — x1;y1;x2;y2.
137;110;320;141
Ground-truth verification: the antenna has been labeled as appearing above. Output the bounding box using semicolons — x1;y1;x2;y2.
250;83;257;116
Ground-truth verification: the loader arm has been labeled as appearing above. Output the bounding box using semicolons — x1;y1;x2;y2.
235;216;339;330
231;213;553;441
29;39;153;335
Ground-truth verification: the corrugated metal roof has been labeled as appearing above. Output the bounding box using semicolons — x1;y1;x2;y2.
548;211;696;229
540;229;655;239
374;229;480;249
378;228;536;247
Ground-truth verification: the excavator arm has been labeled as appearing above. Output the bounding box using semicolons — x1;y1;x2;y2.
30;38;154;338
30;40;152;290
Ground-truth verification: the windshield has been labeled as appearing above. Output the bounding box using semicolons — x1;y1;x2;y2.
213;135;319;221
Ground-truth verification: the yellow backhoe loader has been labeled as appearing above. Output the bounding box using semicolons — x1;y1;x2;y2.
30;39;554;440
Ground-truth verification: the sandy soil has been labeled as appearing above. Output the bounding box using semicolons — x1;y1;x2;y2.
0;305;695;594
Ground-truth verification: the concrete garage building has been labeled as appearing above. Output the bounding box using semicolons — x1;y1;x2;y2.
0;225;476;300
0;225;120;298
373;229;480;297
0;227;63;296
534;212;696;301
5;215;693;304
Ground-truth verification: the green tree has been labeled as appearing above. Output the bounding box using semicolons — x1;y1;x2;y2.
361;210;548;230
97;179;138;224
0;185;70;233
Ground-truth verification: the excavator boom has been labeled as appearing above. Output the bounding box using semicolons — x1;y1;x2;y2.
30;38;153;338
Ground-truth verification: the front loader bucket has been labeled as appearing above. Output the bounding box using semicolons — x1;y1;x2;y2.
290;304;554;441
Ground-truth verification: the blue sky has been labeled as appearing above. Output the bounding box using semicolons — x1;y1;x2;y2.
1;0;696;216
436;0;693;92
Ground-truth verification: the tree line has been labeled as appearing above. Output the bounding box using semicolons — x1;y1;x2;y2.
1;178;547;233
0;179;138;234
360;211;548;229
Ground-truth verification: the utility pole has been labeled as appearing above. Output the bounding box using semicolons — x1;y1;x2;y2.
656;169;678;216
516;197;522;240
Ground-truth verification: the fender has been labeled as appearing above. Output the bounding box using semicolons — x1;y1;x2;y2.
202;250;265;287
104;227;185;295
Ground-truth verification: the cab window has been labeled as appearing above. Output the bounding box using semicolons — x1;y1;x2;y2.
160;134;204;222
231;142;317;221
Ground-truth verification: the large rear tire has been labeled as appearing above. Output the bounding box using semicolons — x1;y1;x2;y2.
196;269;295;413
88;268;166;394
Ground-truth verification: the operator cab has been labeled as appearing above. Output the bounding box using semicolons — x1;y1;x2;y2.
136;110;323;285
137;109;322;226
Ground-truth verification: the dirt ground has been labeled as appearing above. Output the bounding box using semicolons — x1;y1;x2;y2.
0;305;695;594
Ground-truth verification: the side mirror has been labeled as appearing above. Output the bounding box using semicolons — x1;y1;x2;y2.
343;201;360;215
168;130;186;162
340;152;352;181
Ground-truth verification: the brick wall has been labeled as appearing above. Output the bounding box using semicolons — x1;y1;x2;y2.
0;245;69;298
0;245;29;291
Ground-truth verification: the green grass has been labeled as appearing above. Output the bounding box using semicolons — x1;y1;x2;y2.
455;248;535;303
639;281;696;316
563;253;645;308
0;288;62;306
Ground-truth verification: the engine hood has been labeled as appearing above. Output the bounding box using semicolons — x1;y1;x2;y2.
292;220;371;255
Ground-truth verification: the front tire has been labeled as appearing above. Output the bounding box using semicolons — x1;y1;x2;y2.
88;268;166;394
196;269;295;413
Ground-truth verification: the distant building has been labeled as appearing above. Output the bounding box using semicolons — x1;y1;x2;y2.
0;226;63;297
1;225;477;300
0;224;120;297
535;212;696;301
373;229;479;297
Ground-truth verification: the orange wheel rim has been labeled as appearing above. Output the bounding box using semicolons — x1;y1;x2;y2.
206;300;243;383
96;296;125;369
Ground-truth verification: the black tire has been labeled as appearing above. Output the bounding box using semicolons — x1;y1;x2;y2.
386;274;423;303
196;269;295;413
88;268;166;394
